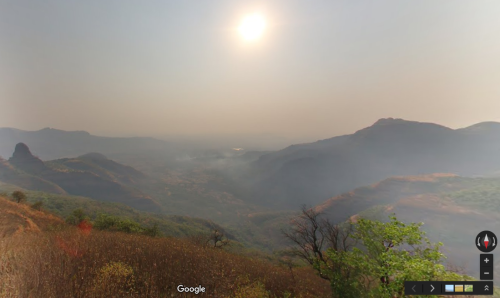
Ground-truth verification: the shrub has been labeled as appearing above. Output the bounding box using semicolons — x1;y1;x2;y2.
12;190;26;203
93;213;119;230
93;261;136;296
65;208;88;225
31;201;43;211
94;214;143;233
143;223;161;237
94;213;162;237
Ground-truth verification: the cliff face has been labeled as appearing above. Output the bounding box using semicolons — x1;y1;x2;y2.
9;143;46;174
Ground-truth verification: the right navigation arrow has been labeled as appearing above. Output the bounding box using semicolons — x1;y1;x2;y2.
430;284;435;292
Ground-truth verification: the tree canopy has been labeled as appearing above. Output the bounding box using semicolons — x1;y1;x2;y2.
284;208;466;298
12;190;27;203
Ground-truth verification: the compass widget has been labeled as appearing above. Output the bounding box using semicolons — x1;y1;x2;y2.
476;231;497;253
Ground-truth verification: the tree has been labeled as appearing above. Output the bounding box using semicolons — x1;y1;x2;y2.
31;201;43;211
12;190;27;203
284;208;462;298
93;213;119;230
344;216;453;297
282;206;361;297
66;208;89;225
144;223;161;237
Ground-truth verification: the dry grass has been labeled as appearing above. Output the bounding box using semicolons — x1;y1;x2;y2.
0;230;330;297
0;197;330;297
0;197;64;238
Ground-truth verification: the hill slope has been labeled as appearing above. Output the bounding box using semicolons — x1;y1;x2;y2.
0;195;330;297
0;156;67;194
1;143;159;211
0;196;64;237
314;173;467;222
0;181;233;239
247;118;500;207
312;174;500;282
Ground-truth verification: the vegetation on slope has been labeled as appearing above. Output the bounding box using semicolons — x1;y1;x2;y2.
0;183;226;238
0;195;64;237
305;175;500;288
282;206;483;298
0;195;330;297
444;177;500;211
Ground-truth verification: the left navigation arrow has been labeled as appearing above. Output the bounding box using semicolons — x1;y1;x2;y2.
404;282;423;295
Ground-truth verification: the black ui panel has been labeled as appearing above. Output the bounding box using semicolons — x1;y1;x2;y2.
404;281;493;296
480;254;494;280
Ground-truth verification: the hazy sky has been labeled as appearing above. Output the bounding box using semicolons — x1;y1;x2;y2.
1;0;500;141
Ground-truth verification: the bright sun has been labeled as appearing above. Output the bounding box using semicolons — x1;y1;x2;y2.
238;13;266;41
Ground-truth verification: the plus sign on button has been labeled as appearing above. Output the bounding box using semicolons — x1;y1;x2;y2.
481;254;493;267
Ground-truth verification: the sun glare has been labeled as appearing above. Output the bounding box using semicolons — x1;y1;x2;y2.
238;13;266;41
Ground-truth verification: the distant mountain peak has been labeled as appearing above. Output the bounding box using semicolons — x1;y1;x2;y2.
9;143;46;173
37;127;91;136
352;118;453;139
12;143;34;159
372;118;409;126
370;118;451;128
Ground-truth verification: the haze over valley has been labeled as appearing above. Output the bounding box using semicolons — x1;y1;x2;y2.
2;1;500;297
2;119;500;265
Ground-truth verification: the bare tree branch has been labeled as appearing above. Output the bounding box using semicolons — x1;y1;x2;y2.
282;205;357;281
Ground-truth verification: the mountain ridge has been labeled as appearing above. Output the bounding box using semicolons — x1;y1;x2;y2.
0;143;159;211
246;118;500;207
0;127;171;161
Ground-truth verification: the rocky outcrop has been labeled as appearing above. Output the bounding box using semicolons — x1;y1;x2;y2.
9;143;46;174
3;143;159;212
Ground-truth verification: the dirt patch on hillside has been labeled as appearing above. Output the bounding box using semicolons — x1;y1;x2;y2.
0;196;63;237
